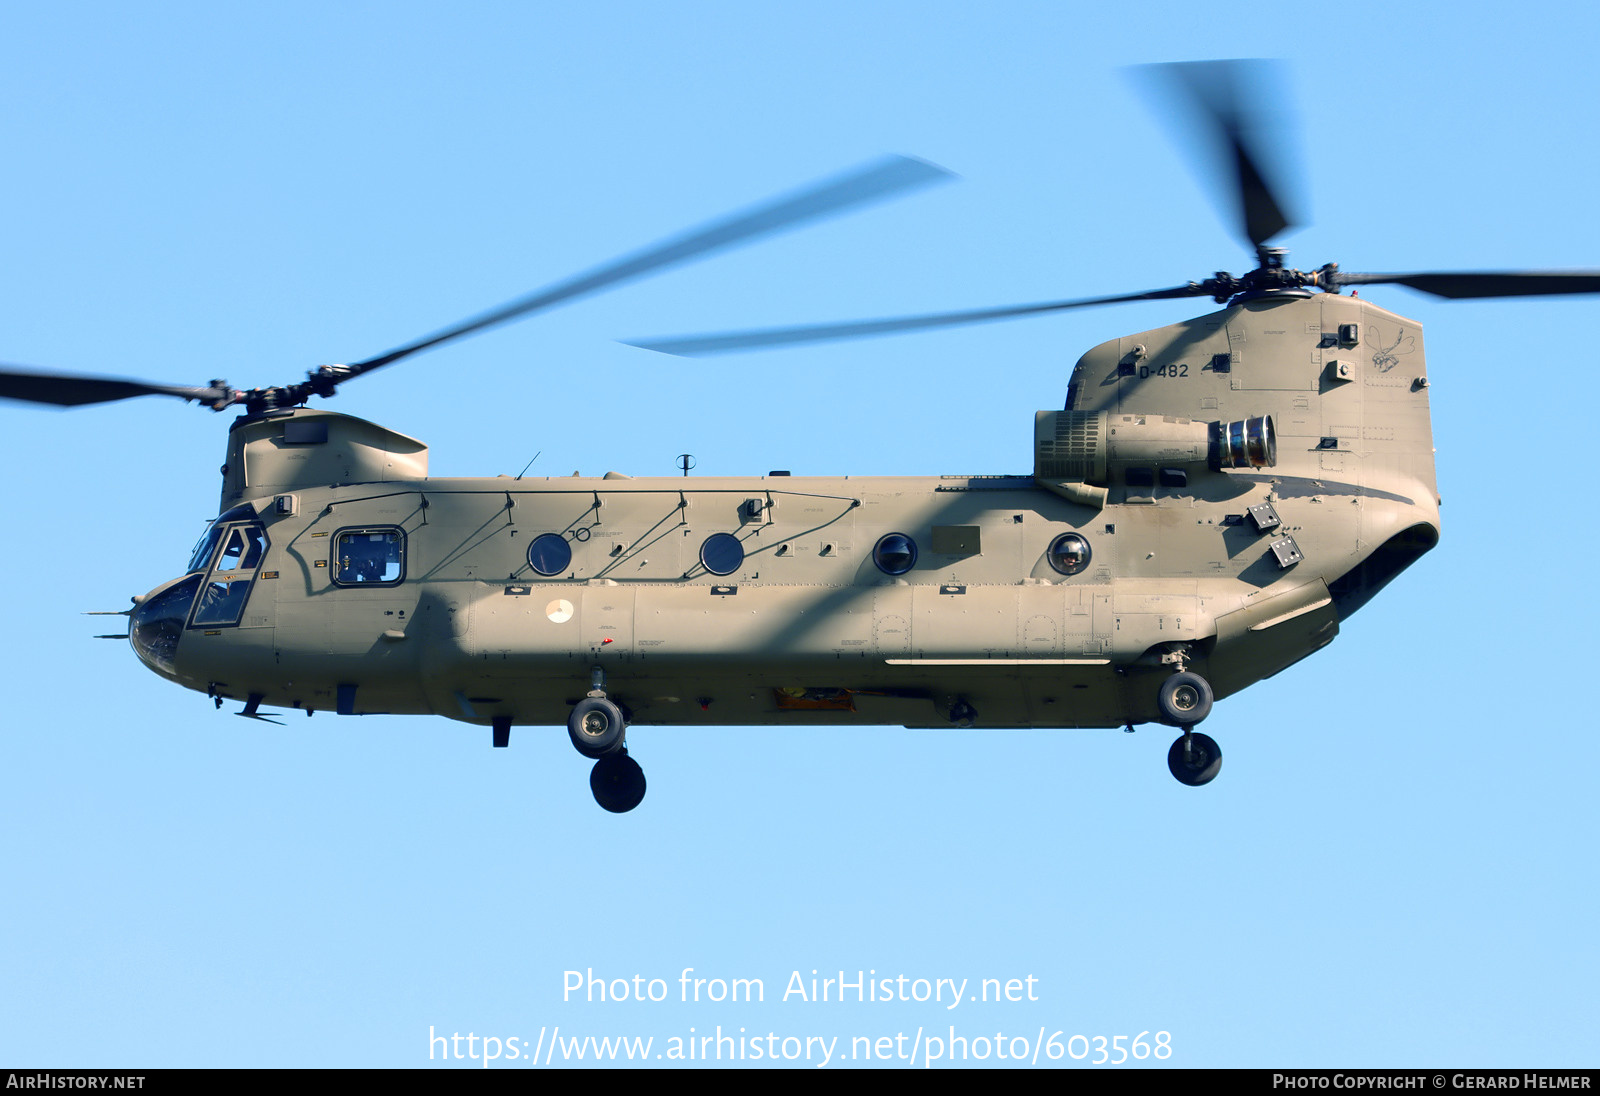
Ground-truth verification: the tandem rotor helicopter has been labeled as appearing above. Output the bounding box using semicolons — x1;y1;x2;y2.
6;62;1598;813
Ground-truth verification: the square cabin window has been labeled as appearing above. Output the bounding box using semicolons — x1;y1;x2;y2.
333;528;405;586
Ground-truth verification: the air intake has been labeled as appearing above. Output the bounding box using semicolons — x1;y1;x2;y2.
1211;415;1277;469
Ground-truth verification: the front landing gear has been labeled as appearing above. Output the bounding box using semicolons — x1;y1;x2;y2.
569;664;646;812
590;748;647;813
1167;730;1222;787
569;664;627;759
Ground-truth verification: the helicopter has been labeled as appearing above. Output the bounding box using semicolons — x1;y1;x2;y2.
6;62;1598;814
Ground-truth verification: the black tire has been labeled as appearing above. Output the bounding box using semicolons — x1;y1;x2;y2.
568;697;626;759
1167;731;1223;787
590;750;647;813
1157;671;1213;726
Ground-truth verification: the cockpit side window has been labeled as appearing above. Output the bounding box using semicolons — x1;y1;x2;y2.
190;522;269;627
333;528;405;586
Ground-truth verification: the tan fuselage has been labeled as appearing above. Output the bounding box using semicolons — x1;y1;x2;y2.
133;292;1441;732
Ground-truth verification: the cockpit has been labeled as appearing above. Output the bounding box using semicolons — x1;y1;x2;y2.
129;505;269;677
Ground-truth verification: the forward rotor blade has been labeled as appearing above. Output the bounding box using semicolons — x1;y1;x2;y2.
624;285;1206;356
1136;60;1297;251
345;155;953;376
0;365;229;408
1331;270;1600;299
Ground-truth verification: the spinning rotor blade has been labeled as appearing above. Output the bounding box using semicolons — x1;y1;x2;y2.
3;157;948;413
629;61;1308;359
0;365;230;409
1136;60;1298;251
343;155;952;376
624;284;1209;356
1329;269;1600;299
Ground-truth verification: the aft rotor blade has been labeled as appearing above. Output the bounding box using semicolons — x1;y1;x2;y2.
1136;60;1297;251
345;155;953;376
624;284;1207;356
0;365;230;408
1331;270;1600;299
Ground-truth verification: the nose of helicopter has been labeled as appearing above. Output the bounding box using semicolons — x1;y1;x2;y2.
128;574;202;678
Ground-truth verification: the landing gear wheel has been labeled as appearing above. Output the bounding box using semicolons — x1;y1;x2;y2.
590;749;647;813
1157;671;1213;726
568;697;626;759
1167;730;1222;787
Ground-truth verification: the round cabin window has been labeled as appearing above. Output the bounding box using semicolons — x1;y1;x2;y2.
527;533;573;577
700;532;745;576
1047;532;1092;576
873;532;918;575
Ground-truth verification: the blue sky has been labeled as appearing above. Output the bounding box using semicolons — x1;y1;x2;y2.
2;1;1596;1069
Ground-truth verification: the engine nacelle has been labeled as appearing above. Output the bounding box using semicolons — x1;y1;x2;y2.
1034;410;1275;483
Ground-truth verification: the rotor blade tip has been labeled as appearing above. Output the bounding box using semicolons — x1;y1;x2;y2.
886;153;957;181
618;338;689;357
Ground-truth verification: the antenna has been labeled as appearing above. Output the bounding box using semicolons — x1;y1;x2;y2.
677;453;696;477
515;451;542;480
